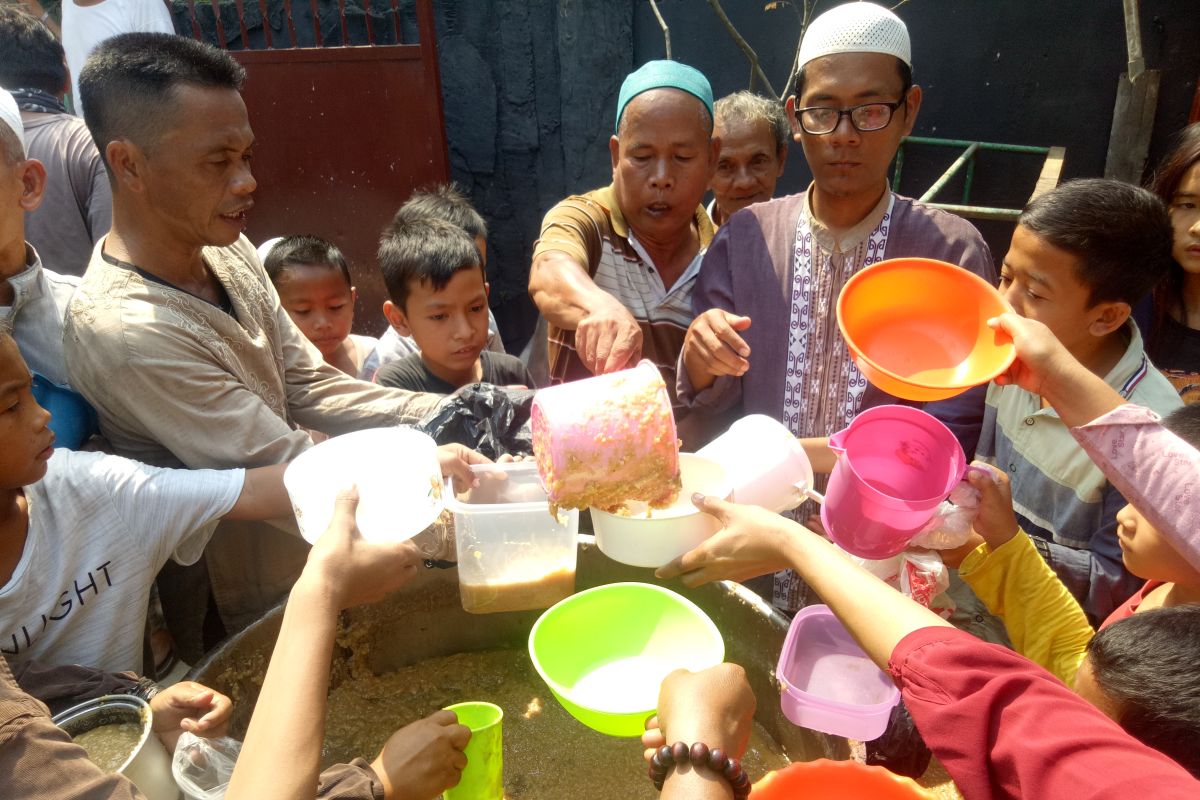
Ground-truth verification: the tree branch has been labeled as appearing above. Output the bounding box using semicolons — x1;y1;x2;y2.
648;0;672;60
705;0;777;98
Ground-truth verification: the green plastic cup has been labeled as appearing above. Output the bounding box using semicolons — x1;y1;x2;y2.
443;701;504;800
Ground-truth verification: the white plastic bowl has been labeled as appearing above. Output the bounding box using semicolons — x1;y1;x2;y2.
284;427;443;544
697;414;815;513
590;454;731;568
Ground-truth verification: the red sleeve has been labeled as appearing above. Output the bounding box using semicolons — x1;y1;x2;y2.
887;627;1197;800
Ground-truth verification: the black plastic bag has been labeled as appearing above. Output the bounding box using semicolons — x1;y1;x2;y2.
415;383;535;460
865;700;932;779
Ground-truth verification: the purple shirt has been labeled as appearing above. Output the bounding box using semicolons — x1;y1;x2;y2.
680;189;996;455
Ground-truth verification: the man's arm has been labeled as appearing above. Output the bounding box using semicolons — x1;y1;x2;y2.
273;299;443;435
677;227;746;413
16;1;60;37
528;199;642;375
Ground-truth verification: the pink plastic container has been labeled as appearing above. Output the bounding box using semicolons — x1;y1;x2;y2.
776;605;900;740
531;360;680;512
821;405;966;559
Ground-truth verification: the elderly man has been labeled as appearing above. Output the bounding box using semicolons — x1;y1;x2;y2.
62;34;457;658
528;61;718;415
708;91;789;227
679;2;995;612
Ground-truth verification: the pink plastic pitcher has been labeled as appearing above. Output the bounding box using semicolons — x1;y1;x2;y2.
820;405;966;559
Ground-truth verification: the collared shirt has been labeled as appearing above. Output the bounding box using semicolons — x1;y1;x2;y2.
63;235;443;638
785;185;892;440
976;323;1183;621
1;245;78;388
1;246;97;449
534;184;715;407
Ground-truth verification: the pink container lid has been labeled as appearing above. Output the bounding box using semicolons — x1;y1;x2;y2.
776;604;900;741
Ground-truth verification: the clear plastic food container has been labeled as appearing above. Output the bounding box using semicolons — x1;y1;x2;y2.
449;462;579;614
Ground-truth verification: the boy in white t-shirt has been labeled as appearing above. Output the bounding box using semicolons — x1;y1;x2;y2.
0;332;294;673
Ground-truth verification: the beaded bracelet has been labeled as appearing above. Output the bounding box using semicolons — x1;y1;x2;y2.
647;741;751;799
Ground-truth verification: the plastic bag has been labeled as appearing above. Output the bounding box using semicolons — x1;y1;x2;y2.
908;464;1001;550
849;552;952;617
171;732;241;800
900;550;953;618
416;384;535;460
865;701;932;779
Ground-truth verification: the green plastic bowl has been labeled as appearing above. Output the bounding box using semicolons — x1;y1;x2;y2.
528;582;725;737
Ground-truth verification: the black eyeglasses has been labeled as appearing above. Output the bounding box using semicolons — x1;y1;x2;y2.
794;100;905;135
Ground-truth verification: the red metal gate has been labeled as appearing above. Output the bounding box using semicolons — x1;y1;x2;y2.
180;0;450;335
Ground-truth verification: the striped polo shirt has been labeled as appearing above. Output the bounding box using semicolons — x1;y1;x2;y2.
533;185;714;407
976;322;1182;616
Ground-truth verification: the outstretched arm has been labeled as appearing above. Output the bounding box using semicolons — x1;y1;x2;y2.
658;496;951;668
226;489;467;800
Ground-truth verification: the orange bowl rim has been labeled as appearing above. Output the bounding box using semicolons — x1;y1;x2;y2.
836;257;1018;391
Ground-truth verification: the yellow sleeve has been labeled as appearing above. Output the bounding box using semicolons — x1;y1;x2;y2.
959;531;1094;684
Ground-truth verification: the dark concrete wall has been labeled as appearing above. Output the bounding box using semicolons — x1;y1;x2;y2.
436;0;1199;355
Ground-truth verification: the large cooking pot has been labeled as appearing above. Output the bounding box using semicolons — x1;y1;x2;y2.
188;537;850;766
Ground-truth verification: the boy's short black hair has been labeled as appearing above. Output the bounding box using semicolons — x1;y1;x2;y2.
1019;178;1174;308
387;183;488;242
79;33;245;172
378;217;483;311
1162;405;1200;449
263;235;351;286
1086;605;1200;777
0;6;67;96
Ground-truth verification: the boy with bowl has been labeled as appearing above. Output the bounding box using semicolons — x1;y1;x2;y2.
974;178;1182;622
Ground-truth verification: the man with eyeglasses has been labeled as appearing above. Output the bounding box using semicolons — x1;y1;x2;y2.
678;2;996;614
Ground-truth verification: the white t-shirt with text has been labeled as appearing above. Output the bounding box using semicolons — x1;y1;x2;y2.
0;449;243;673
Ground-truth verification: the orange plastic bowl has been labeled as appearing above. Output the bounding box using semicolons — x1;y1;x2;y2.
837;258;1016;401
752;760;936;800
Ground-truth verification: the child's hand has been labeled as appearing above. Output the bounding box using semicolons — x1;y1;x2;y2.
988;313;1078;396
642;664;755;763
936;532;986;569
371;710;471;800
150;681;233;752
966;464;1020;550
437;444;493;492
305;487;423;611
656;495;801;586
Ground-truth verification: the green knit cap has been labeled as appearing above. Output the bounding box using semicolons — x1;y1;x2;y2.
614;60;714;134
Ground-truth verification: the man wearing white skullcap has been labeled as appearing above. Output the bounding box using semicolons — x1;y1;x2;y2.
0;87;98;450
678;2;998;615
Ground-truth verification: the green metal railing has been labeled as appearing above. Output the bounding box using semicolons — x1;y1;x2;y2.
892;136;1066;222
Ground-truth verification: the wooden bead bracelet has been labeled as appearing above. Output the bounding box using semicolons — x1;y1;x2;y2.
648;741;751;798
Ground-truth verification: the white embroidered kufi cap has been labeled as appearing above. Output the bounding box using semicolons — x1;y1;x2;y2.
798;2;911;69
0;89;26;157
